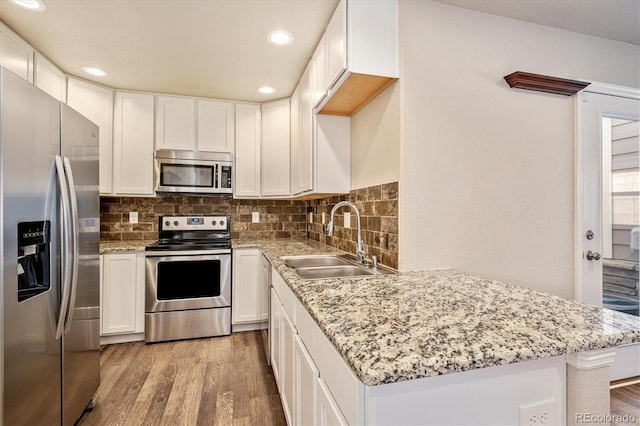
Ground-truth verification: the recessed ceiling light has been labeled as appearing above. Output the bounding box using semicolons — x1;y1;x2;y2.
8;0;46;11
257;86;275;94
267;30;294;46
81;67;108;77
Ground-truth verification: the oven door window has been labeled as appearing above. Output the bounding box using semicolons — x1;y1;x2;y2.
157;259;221;299
160;164;215;188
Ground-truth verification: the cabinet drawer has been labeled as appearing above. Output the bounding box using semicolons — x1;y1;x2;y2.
272;268;295;322
295;297;363;425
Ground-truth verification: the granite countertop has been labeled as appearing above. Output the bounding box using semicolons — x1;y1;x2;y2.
100;240;155;253
235;240;640;387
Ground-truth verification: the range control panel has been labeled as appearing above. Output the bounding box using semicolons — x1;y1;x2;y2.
159;216;229;231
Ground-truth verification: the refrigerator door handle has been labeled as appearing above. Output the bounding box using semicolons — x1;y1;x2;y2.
62;156;80;334
54;155;73;340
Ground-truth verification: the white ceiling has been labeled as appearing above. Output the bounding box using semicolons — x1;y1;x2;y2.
0;0;637;103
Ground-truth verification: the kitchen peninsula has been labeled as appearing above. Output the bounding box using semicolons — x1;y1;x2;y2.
233;240;640;426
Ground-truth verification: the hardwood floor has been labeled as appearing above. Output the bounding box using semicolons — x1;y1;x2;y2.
611;383;640;426
77;331;286;426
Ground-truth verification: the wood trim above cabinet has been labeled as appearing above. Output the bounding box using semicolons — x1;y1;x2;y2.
318;72;397;116
504;71;590;96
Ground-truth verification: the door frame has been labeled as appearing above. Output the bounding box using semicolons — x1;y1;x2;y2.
575;81;640;303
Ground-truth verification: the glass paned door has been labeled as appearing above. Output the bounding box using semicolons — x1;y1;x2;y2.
578;89;639;317
602;118;639;316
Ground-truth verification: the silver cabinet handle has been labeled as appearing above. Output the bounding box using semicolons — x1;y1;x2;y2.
585;250;601;261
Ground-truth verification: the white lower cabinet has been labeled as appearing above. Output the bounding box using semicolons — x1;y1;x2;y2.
271;267;353;426
318;377;348;426
295;335;319;426
100;252;145;343
232;248;268;330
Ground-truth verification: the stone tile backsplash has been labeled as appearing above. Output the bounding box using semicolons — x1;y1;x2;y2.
100;195;307;241
306;182;399;269
100;181;399;269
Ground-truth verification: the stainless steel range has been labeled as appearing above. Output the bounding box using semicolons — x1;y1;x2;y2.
145;215;231;343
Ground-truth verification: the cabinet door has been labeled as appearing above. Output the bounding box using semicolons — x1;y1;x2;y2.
155;95;195;151
197;99;234;153
101;254;138;335
270;288;282;386
67;78;114;194
281;305;295;426
260;254;270;321
290;84;301;195
232;249;261;324
311;35;327;106
234;103;261;197
318;377;348;426
299;65;313;193
261;99;290;196
34;53;65;102
295;335;319;426
113;92;154;195
0;22;34;83
326;0;347;89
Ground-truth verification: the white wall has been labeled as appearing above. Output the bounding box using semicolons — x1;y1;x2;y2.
350;81;401;189
397;1;640;299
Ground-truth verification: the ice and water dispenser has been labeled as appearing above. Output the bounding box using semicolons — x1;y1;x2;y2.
17;221;51;302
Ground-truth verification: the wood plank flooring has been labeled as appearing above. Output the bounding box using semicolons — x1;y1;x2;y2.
77;331;639;426
76;331;286;426
611;383;640;426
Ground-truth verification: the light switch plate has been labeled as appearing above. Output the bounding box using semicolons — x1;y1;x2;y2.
322;212;326;224
252;212;259;223
344;212;351;228
309;212;313;223
129;212;138;224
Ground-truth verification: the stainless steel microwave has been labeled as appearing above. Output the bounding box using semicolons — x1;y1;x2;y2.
154;150;232;195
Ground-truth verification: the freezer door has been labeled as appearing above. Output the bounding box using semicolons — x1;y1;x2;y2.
1;68;62;425
60;104;100;426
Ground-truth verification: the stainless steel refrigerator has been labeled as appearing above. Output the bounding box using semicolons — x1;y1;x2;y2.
1;67;100;425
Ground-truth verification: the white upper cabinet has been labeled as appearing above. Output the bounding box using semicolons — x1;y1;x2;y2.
234;103;262;198
155;95;195;151
34;53;66;102
326;0;347;89
197;99;235;153
317;0;399;116
290;83;302;196
113;92;155;195
261;98;291;197
66;78;114;195
0;22;34;83
311;34;328;107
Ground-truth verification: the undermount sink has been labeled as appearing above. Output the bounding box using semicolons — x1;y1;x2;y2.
282;255;352;268
281;254;396;280
293;265;375;280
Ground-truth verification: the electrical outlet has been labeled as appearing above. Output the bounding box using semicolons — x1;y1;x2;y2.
309;212;313;223
344;212;351;228
129;212;138;224
252;212;259;223
519;400;557;426
322;212;326;224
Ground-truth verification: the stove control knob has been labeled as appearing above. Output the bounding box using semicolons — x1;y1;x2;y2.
220;220;225;227
212;220;217;226
174;221;179;226
164;220;170;227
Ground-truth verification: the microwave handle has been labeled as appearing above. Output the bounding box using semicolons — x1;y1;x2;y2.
215;163;219;189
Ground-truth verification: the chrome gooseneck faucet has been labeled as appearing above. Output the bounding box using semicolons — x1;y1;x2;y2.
327;201;367;265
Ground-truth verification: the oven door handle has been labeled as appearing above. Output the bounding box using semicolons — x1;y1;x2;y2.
145;249;231;257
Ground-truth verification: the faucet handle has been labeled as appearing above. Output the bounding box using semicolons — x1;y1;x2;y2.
371;255;378;270
327;221;334;236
